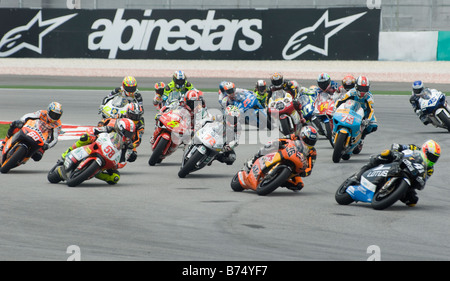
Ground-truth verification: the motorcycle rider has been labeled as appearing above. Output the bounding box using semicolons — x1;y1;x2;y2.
152;82;166;109
163;70;195;97
410;80;434;125
335;75;378;152
1;102;63;161
265;72;298;104
352;140;441;207
150;89;209;145
244;125;318;191
101;76;143;108
60;118;136;185
212;105;242;165
337;75;356;95
254;80;268;107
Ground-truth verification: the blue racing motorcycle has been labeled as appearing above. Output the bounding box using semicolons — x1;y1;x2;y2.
331;99;365;163
233;91;268;129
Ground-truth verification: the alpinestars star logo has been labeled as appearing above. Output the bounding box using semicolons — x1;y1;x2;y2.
282;10;366;60
0;11;77;57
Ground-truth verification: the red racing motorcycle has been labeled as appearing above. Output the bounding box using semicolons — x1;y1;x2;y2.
148;104;191;166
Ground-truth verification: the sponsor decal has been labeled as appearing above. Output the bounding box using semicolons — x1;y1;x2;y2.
0;11;77;57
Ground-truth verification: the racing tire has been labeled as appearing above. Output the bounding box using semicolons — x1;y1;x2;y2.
256;167;291;196
0;145;27;174
178;149;204;178
148;138;169;166
335;177;356;205
279;117;294;136
437;110;450;133
332;131;348;163
47;166;63;184
230;173;244;192
325;121;334;148
371;179;409;210
66;161;101;187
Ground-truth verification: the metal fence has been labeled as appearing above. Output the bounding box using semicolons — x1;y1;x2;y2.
1;0;449;31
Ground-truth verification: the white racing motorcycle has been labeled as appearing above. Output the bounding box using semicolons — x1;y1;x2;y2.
99;95;129;119
418;89;450;132
178;121;226;178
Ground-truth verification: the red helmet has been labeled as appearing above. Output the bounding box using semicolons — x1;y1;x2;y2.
356;76;370;98
184;89;205;111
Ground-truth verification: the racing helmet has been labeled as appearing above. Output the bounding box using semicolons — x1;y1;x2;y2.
122;76;137;97
270;72;284;87
115;118;136;143
47;102;63;122
223;82;236;100
342;75;356;91
184;89;205;111
154;82;165;95
289;80;300;97
256;80;267;93
173;70;186;88
412;80;424;96
421;140;441;168
125;102;144;122
225;105;241;127
355;76;370;98
300;125;318;149
317;73;331;91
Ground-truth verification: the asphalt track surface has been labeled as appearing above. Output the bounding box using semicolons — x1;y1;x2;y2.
1;78;450;261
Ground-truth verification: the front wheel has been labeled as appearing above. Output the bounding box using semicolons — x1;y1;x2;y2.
178;149;204;178
256;167;291;196
437;110;450;133
1;145;27;174
371;179;409;210
332;131;348;163
66;161;101;187
149;138;169;166
230;173;244;192
335;177;356;205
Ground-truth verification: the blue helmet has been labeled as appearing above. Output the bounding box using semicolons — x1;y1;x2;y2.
412;80;424;95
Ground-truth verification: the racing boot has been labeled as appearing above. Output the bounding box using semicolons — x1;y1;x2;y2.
95;170;120;185
283;176;304;192
0;140;5;152
61;134;92;159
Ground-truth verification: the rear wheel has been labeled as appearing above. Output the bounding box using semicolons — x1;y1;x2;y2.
1;145;27;174
149;138;169;166
332;131;348;163
66;161;101;187
256;167;291;196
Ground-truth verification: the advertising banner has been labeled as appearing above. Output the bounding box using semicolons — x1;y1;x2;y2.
0;8;380;60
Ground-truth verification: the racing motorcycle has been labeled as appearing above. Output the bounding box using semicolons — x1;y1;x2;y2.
335;149;427;210
234;90;268;129
1;119;49;173
417;89;450;132
178;121;225;178
47;130;125;187
148;104;191;166
230;138;309;196
331;99;365;163
99;95;129;119
298;94;315;124
312;92;334;143
267;90;302;136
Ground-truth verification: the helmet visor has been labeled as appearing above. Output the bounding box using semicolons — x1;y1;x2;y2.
48;111;62;121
